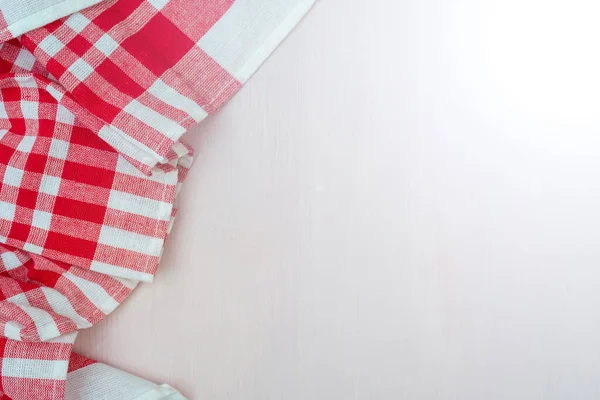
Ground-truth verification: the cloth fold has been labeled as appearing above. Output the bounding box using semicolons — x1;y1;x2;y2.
65;354;188;400
0;0;315;399
0;72;191;282
20;0;316;174
0;1;106;44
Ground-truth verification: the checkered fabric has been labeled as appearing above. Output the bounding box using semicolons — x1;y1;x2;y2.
0;1;105;44
0;72;192;282
0;242;133;399
0;0;314;399
20;0;316;175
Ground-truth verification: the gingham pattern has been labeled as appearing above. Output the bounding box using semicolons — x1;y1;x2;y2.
20;0;316;174
0;1;105;44
20;0;235;174
0;242;134;399
0;73;192;282
0;0;314;399
0;336;75;400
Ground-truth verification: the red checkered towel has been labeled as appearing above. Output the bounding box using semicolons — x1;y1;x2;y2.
0;1;314;399
0;1;107;43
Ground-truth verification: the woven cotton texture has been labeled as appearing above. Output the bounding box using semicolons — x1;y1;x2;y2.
0;0;314;399
0;0;105;43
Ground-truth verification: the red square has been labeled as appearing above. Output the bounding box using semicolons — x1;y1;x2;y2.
72;83;122;122
45;231;97;260
0;58;12;74
1;87;21;102
61;160;115;188
46;57;68;79
8;222;30;242
16;188;37;209
26;268;62;288
8;117;25;135
95;58;145;98
24;153;47;174
24;153;47;173
53;196;106;224
120;13;195;77
0;143;15;164
37;119;57;137
66;35;93;58
70;125;114;152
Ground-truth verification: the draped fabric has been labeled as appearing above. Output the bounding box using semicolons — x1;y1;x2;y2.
0;1;314;398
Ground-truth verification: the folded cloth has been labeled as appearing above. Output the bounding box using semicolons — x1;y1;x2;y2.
0;234;184;400
0;343;187;399
21;0;317;174
0;0;315;399
65;354;187;400
0;242;136;399
0;1;106;43
0;73;192;282
0;336;76;399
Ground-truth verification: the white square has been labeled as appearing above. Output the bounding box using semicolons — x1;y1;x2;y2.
64;13;91;33
39;175;61;196
5;292;28;306
16;136;36;153
20;101;38;119
0;201;16;221
14;76;38;88
95;34;119;57
48;139;69;160
99;226;163;256
46;85;63;102
22;243;43;254
14;49;35;71
68;59;94;81
148;0;169;10
32;210;52;230
38;35;64;57
3;166;23;187
56;105;75;125
1;252;21;270
4;321;24;340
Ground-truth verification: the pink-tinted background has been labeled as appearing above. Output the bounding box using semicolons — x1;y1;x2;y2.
77;1;600;398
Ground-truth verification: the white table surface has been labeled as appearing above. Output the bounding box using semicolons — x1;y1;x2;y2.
76;1;600;398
